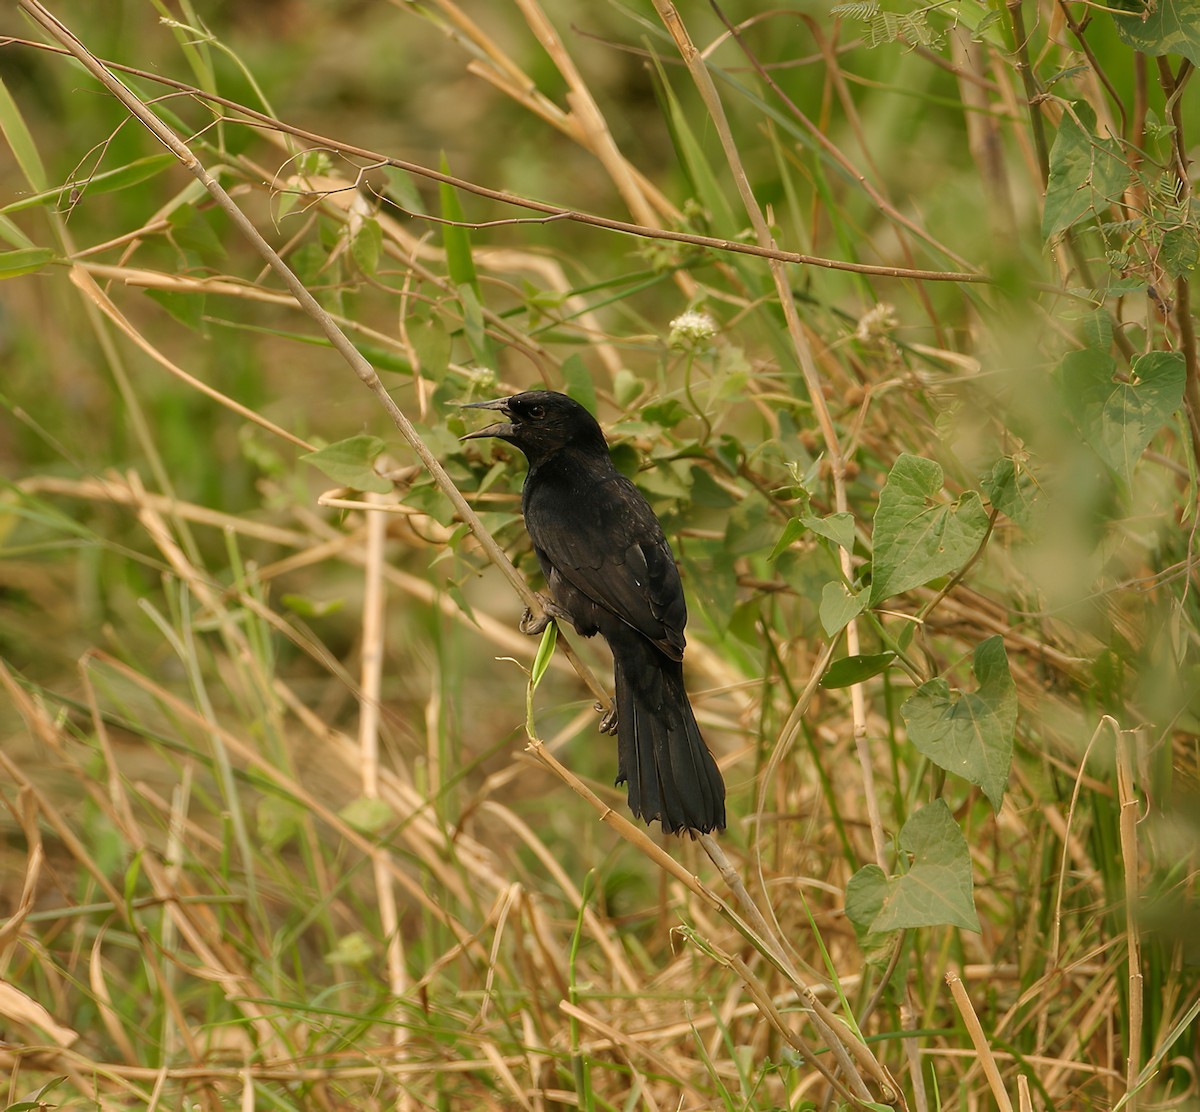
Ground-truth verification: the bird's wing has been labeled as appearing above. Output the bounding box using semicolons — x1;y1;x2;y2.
525;471;687;657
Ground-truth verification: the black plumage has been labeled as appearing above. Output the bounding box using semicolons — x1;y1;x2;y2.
461;390;726;834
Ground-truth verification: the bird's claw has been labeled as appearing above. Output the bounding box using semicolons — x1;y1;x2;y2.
521;595;574;635
519;607;552;636
598;703;618;734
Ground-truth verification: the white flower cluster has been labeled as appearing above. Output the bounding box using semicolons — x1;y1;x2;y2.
854;302;898;345
668;309;718;349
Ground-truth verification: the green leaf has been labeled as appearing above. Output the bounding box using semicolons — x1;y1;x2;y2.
1112;1;1200;67
724;496;777;556
295;150;333;178
1041;104;1131;240
439;155;492;365
1080;308;1112;351
769;518;807;561
1061;348;1186;484
690;540;738;635
614;368;645;407
0;77;48;191
409;315;451;381
5;1077;68;1112
458;282;491;366
446;580;478;627
561;353;598;416
383;165;427;215
168;203;226;261
404;477;458;526
1160;224;1200;278
868;454;989;605
123;849;143;908
870;799;981;933
530;621;557;690
981;458;1036;526
689;466;736;508
439;154;480;293
145;288;206;332
0;154;178;215
274;185;301;224
325;931;374;965
280;593;345;618
339;796;395;835
770;510;855;560
822;652;894;688
257;795;302;850
609;442;638;478
653;64;738;236
526;621;558;736
804;511;856;551
819;580;867;636
302;435;392;493
642;398;689;428
290;241;328;287
0;213;34;249
901;636;1016;809
844;863;888;934
0;247;56;279
351;214;382;276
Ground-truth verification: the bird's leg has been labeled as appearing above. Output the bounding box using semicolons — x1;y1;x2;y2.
519;594;572;635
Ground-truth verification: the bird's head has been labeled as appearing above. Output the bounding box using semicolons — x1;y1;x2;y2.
459;390;607;463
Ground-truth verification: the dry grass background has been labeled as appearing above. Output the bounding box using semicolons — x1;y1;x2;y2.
1;1;1198;1109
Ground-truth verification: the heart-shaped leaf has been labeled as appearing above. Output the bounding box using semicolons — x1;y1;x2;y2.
805;511;856;551
848;800;980;934
819;580;867;636
1042;104;1131;240
303;435;391;493
877;800;980;932
981;457;1036;526
869;454;989;605
901;636;1016;809
1061;349;1186;485
1112;2;1200;67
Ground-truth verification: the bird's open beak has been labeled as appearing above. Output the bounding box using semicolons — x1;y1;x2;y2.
458;397;515;441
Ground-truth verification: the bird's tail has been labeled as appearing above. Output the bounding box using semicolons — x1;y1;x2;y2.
610;632;726;834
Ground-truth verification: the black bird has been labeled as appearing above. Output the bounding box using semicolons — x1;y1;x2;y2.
461;390;726;834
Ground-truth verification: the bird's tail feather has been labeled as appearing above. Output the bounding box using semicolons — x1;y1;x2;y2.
612;637;725;835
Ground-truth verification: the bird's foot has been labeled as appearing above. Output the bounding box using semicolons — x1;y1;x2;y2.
598;703;618;734
519;607;552;636
520;595;571;635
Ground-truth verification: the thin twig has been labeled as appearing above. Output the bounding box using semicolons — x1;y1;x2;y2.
2;33;986;284
1006;0;1050;185
947;971;1015;1112
360;493;409;1040
1116;728;1143;1110
1154;57;1200;476
1053;0;1128;138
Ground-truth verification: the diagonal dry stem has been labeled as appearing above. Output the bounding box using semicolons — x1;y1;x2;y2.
17;0;612;717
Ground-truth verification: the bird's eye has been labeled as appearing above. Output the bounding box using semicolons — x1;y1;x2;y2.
527;404;546;420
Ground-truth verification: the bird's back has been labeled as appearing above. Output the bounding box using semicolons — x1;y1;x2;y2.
522;447;687;658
